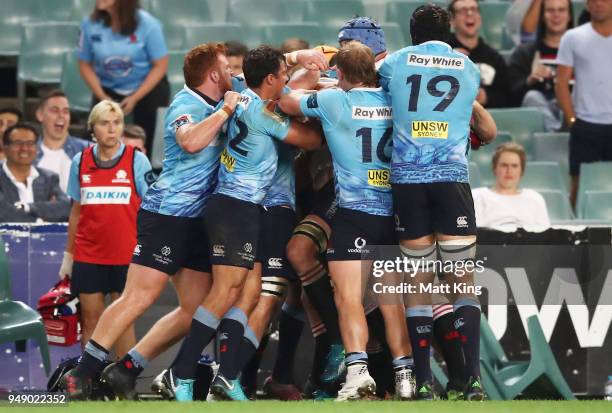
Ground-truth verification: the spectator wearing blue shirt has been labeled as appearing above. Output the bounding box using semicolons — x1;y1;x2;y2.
77;0;170;154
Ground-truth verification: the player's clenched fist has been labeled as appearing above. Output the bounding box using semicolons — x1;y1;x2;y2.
289;49;329;72
223;91;241;111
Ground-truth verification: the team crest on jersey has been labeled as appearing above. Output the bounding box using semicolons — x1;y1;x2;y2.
112;169;131;184
171;114;193;132
221;148;236;172
82;174;91;184
368;169;390;188
406;54;465;70
411;121;449;139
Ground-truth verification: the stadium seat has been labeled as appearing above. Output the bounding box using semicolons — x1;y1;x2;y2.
488;108;545;155
151;107;168;170
167;51;186;98
303;0;366;45
227;0;300;47
60;52;91;114
484;315;576;400
533;132;569;175
69;0;97;21
538;190;574;222
572;1;586;26
163;25;187;51
521;161;566;193
580;191;612;222
261;23;322;48
499;48;513;64
576;162;612;217
149;0;211;26
17;23;81;111
380;23;407;52
469;131;513;186
0;236;51;377
0;0;38;57
35;0;83;22
183;23;245;49
469;161;482;189
479;2;514;51
385;1;428;43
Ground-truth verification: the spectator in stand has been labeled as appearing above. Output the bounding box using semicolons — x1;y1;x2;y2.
77;0;169;155
60;100;153;352
122;123;147;154
0;124;70;223
281;38;310;54
556;0;612;207
508;0;573;130
225;41;248;75
473;142;550;227
0;108;22;162
448;0;510;108
35;90;91;193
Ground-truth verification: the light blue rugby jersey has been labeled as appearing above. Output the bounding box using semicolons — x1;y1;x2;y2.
300;87;394;216
262;142;298;210
141;86;224;217
216;88;290;204
378;41;480;184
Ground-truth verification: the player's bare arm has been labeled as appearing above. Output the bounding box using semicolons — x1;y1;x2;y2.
471;101;497;144
176;91;241;153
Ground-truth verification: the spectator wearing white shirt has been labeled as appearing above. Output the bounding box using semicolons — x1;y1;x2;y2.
35;90;90;193
0;124;69;223
473;142;550;227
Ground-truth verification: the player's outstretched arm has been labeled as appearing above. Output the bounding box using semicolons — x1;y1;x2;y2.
278;90;310;117
471;101;497;144
176;91;241;154
288;67;321;90
286;49;328;71
283;119;323;151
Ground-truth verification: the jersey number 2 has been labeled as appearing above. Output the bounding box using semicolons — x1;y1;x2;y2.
229;119;249;156
355;127;392;163
406;74;460;112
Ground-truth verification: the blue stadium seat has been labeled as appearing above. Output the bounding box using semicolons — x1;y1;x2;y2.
582;191;612;222
488;108;545;156
303;0;366;45
385;1;428;43
537;190;574;222
521;161;566;193
17;23;80;111
576;162;612;218
60;52;91;114
167;51;187;98
261;23;322;49
183;24;245;50
380;23;408;52
0;0;38;57
479;2;514;51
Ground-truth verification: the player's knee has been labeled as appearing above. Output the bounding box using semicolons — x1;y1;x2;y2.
286;238;315;272
437;239;476;271
399;242;437;263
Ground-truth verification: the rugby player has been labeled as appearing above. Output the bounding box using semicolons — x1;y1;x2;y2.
60;43;242;400
378;5;495;400
62;44;328;400
280;41;413;401
167;45;323;402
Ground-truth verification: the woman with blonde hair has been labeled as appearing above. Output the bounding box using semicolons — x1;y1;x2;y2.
60;100;154;356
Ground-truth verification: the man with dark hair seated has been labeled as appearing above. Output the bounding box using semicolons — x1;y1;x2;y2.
0;123;70;222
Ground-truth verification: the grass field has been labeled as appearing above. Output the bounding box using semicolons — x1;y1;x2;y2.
5;400;611;413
